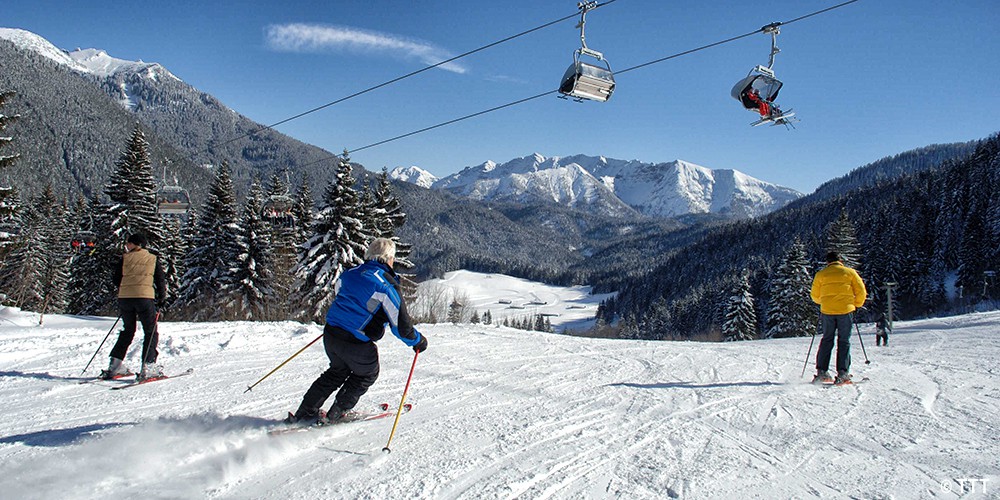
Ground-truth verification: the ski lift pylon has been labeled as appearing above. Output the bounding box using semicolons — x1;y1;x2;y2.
558;1;615;102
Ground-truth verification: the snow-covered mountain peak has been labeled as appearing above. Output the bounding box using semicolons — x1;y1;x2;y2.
389;165;438;189
419;153;802;219
0;28;177;82
0;28;84;70
68;48;177;81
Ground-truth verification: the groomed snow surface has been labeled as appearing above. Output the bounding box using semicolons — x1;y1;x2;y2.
1;283;998;498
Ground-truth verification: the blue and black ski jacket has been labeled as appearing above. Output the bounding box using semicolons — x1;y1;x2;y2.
325;260;423;347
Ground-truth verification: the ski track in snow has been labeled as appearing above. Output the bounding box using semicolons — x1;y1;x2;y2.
1;307;999;499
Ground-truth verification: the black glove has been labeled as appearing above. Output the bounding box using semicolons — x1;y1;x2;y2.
413;335;428;353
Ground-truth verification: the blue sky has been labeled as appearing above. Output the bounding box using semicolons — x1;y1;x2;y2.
4;0;998;193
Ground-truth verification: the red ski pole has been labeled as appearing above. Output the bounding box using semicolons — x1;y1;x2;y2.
383;350;419;454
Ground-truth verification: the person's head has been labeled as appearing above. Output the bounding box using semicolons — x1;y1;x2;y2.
825;251;841;263
126;233;147;249
365;238;396;266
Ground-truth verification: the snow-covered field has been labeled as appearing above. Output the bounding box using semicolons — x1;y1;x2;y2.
415;270;615;332
1;286;998;498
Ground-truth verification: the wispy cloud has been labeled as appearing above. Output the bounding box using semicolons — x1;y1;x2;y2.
265;23;467;74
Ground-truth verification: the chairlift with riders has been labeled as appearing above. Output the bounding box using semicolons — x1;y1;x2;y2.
558;1;615;103
731;22;797;127
156;165;191;216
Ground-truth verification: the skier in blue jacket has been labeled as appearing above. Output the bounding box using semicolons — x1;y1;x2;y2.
287;238;427;424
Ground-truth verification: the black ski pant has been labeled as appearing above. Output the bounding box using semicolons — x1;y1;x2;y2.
111;297;158;364
816;313;852;375
876;331;888;346
296;325;380;417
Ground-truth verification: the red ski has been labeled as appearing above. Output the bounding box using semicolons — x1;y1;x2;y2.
269;403;413;436
110;368;194;390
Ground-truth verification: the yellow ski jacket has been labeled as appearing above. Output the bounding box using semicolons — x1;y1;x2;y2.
810;262;867;315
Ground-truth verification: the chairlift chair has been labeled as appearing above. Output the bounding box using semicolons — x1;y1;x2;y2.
558;1;615;103
559;49;616;102
156;185;191;215
262;194;295;226
71;230;97;253
731;22;796;127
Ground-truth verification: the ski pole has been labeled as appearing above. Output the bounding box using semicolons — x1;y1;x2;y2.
854;313;871;365
81;316;122;375
801;315;819;378
244;333;324;393
383;350;419;454
140;311;160;367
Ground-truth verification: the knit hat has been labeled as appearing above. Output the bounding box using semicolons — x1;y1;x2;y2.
126;233;148;247
825;251;841;263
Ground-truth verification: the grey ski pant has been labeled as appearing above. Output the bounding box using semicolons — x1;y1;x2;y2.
297;326;380;416
816;313;852;374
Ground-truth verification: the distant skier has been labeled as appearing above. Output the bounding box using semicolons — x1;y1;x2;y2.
101;233;167;380
875;313;889;347
810;251;867;385
286;238;428;424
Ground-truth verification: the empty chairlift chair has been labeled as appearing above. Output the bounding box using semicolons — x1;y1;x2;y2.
558;1;615;103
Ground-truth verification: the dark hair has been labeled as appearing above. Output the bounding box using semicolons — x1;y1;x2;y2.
126;233;148;247
825;251;841;263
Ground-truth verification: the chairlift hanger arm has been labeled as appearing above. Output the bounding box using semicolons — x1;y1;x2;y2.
761;22;782;69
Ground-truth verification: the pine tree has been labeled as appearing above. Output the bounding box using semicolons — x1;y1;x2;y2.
0;205;44;308
0;91;21;261
371;167;414;267
33;186;71;318
765;238;816;338
291;173;315;247
104;124;164;247
826;209;862;269
293;153;371;322
66;196;118;315
223;178;275;320
177;161;241;320
723;273;757;342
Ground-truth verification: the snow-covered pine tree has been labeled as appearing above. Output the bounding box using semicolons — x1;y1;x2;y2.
223;177;275;320
33;186;71;319
371;167;414;266
0;204;44;308
765;238;816;338
291;173;315;247
66;195;117;315
264;173;297;319
0;91;21;261
723;273;757;342
176;161;241;320
826;209;862;269
158;216;187;312
293;152;372;322
104;125;164;248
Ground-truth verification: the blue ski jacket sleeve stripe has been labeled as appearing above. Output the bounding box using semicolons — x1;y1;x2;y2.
325;260;422;347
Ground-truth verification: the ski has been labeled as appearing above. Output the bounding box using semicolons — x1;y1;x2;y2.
78;372;136;384
269;403;413;436
824;377;870;387
110;368;194;390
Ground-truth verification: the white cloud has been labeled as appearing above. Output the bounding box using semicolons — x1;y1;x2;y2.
265;23;467;74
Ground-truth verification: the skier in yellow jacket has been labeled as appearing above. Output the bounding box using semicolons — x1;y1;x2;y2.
810;251;867;385
101;233;166;381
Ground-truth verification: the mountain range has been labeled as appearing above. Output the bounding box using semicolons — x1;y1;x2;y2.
394;154;803;218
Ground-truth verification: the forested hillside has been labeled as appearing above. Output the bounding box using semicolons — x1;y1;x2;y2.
600;134;1000;340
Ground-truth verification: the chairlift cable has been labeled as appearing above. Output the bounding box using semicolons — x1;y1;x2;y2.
287;0;861;169
199;1;621;158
